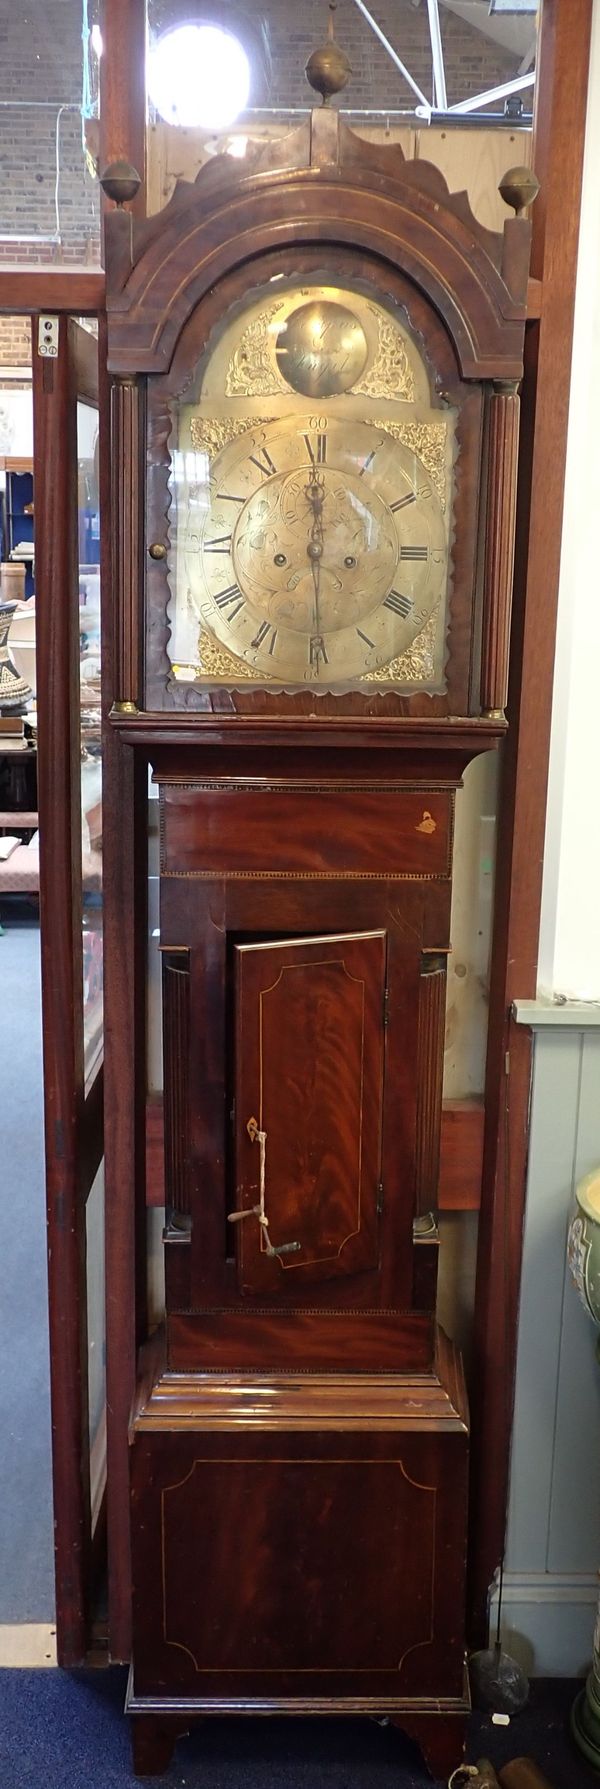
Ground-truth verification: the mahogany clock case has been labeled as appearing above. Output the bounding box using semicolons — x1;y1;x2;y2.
101;111;533;1777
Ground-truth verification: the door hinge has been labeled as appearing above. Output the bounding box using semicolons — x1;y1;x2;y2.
383;985;390;1028
377;1182;384;1216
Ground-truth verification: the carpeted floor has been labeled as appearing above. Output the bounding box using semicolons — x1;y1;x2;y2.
0;1672;595;1789
0;912;55;1622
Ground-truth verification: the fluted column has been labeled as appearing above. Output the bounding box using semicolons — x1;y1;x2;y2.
481;380;521;718
111;374;142;713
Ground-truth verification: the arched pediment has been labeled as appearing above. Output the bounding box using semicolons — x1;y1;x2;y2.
104;111;532;380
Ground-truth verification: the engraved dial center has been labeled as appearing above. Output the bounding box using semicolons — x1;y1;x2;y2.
232;464;398;634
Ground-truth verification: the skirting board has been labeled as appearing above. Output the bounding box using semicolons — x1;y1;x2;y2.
0;1625;57;1667
489;1572;598;1678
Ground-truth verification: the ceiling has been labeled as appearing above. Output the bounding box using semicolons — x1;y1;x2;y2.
438;0;537;61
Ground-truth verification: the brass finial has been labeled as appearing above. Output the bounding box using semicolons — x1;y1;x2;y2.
99;160;142;208
499;165;540;217
306;2;352;106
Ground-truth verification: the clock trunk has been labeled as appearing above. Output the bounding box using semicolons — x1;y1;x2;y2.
101;95;533;1777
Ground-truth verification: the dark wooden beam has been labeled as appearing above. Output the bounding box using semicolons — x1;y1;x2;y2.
0;271;105;314
468;0;594;1642
99;0;148;1665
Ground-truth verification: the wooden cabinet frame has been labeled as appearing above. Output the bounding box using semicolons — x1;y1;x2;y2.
0;0;592;1663
31;320;106;1661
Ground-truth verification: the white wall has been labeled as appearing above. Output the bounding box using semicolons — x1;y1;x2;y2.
538;0;600;1002
493;1014;600;1675
496;7;600;1671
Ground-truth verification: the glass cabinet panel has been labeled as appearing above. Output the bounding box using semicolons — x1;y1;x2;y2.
77;400;103;1089
145;0;536;218
0;1;101;268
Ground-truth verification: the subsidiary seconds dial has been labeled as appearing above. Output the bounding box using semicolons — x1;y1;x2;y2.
187;416;447;686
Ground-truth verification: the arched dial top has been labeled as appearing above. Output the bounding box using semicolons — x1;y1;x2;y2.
166;280;455;694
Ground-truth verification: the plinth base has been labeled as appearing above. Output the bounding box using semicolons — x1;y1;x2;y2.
129;1332;469;1778
126;1670;470;1780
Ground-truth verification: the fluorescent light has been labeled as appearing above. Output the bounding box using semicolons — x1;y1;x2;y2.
90;24;103;57
148;23;251;131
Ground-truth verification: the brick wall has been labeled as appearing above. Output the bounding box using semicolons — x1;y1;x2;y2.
0;318;32;368
0;0;521;268
240;0;520;112
0;0;101;266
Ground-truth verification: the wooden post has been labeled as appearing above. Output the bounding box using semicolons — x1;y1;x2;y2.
33;321;91;1664
99;0;148;1664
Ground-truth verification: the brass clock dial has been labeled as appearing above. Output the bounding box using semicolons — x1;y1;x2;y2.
186;417;445;686
166;280;455;691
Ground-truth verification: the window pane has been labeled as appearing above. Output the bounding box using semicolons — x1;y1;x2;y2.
146;0;535;223
0;1;101;267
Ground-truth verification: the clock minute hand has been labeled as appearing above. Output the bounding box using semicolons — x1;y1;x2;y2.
308;540;322;631
305;464;325;634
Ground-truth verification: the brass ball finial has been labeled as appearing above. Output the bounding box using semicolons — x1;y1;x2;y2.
306;2;352;106
99;160;142;208
499;165;540;217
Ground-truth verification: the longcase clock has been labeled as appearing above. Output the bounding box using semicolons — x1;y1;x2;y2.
101;35;535;1776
